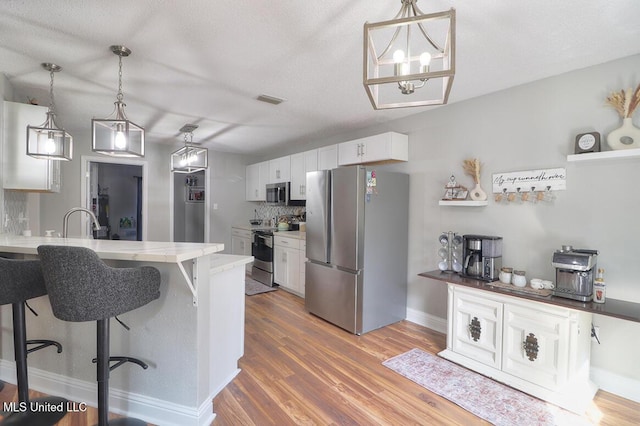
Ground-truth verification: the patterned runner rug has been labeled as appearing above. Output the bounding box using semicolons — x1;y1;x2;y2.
383;348;589;426
245;276;277;296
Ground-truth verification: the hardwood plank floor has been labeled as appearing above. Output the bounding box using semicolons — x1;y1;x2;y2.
213;289;640;426
2;288;639;425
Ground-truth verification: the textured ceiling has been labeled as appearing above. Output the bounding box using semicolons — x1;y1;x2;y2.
1;1;639;155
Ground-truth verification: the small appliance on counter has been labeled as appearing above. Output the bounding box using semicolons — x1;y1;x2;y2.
461;235;502;282
551;245;598;302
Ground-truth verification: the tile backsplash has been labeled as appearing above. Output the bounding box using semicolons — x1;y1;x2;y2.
254;203;305;223
3;190;29;234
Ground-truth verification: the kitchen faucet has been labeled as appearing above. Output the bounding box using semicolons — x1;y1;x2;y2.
62;207;101;238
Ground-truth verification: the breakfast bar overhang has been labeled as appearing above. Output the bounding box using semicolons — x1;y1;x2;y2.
0;236;252;426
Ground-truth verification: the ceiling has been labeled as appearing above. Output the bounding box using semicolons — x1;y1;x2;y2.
1;1;639;156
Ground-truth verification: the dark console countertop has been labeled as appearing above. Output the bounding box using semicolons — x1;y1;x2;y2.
419;270;640;324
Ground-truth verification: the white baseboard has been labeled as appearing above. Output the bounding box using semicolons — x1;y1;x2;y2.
590;366;640;404
405;307;447;334
0;360;214;426
405;308;640;405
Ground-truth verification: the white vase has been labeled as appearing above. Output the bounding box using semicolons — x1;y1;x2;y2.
469;183;487;201
607;117;640;150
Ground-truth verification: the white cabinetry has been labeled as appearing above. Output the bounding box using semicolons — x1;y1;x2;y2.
299;240;306;297
441;284;596;414
274;234;303;296
3;101;61;192
231;228;253;273
246;161;269;201
338;132;408;166
290;150;318;200
317;144;338;170
269;156;290;183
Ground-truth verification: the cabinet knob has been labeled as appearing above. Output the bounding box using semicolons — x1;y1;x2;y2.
522;332;539;361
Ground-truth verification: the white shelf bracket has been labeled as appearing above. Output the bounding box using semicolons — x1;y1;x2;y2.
177;258;198;306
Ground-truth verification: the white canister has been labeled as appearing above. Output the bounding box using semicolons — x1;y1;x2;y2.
512;270;527;288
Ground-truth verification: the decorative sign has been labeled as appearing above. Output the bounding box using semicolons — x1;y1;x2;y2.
492;168;566;193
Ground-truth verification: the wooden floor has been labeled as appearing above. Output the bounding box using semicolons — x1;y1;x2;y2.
2;288;639;425
213;289;640;426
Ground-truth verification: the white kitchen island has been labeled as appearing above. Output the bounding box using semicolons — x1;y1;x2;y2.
0;236;252;426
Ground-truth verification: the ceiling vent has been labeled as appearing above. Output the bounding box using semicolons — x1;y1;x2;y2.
257;94;286;105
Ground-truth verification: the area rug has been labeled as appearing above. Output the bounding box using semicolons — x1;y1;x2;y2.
245;276;277;296
383;348;588;426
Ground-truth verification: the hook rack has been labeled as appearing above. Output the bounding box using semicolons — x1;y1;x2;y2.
492;168;566;204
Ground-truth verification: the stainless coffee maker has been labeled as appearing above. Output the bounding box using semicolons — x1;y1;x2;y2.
551;245;598;301
462;235;503;281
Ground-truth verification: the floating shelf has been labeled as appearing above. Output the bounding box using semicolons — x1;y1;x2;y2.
567;148;640;162
439;200;488;207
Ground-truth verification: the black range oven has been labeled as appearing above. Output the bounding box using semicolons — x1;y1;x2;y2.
251;230;274;287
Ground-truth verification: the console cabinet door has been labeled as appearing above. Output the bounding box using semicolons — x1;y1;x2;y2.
451;288;503;369
502;302;570;390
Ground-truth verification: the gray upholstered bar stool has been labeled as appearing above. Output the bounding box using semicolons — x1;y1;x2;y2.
37;246;161;426
0;257;68;426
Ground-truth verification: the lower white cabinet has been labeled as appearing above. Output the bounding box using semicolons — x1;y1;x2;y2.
273;234;304;296
441;284;596;414
3;101;61;192
231;228;252;273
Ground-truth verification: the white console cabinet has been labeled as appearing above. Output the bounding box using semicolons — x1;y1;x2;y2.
3;101;61;192
441;284;596;414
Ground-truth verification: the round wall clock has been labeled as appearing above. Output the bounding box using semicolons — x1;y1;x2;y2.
574;132;601;154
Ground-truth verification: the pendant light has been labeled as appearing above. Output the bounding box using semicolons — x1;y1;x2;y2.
92;45;145;157
26;63;73;160
171;124;208;173
364;1;455;109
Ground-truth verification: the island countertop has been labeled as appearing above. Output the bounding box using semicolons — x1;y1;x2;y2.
0;235;224;263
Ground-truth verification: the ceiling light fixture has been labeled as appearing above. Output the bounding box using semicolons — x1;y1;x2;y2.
171;124;208;173
26;63;73;160
92;45;145;157
363;1;455;109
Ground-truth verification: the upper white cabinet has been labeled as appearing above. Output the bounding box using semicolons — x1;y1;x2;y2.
338;132;408;166
317;144;338;170
246;161;269;201
290;149;318;200
269;155;290;183
3;101;61;192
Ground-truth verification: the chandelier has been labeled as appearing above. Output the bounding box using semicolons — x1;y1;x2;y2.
92;45;145;157
26;63;73;160
171;124;208;173
364;1;455;109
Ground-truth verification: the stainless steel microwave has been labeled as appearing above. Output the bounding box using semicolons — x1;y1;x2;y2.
265;182;304;206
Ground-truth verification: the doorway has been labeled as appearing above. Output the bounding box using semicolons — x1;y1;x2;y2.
173;170;206;242
81;156;148;241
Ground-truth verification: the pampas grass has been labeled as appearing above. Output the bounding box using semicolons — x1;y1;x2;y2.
606;83;640;118
463;158;481;184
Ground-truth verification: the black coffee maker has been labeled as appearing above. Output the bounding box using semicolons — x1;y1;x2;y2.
462;234;503;281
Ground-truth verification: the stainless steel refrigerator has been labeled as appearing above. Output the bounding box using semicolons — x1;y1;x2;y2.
305;166;409;335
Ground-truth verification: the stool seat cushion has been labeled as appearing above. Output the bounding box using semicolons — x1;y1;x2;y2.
37;245;161;322
0;257;47;306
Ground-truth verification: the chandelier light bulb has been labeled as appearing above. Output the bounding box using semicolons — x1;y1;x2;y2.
114;130;126;149
45;132;56;154
420;52;432;66
393;50;405;63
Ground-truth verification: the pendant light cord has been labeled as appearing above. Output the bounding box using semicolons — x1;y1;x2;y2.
49;68;56;112
117;53;124;103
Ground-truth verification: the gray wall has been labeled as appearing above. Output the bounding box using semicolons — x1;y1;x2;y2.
269;54;640;400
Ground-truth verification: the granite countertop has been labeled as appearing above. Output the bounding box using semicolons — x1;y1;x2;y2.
0;235;225;263
419;269;640;324
232;224;306;240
